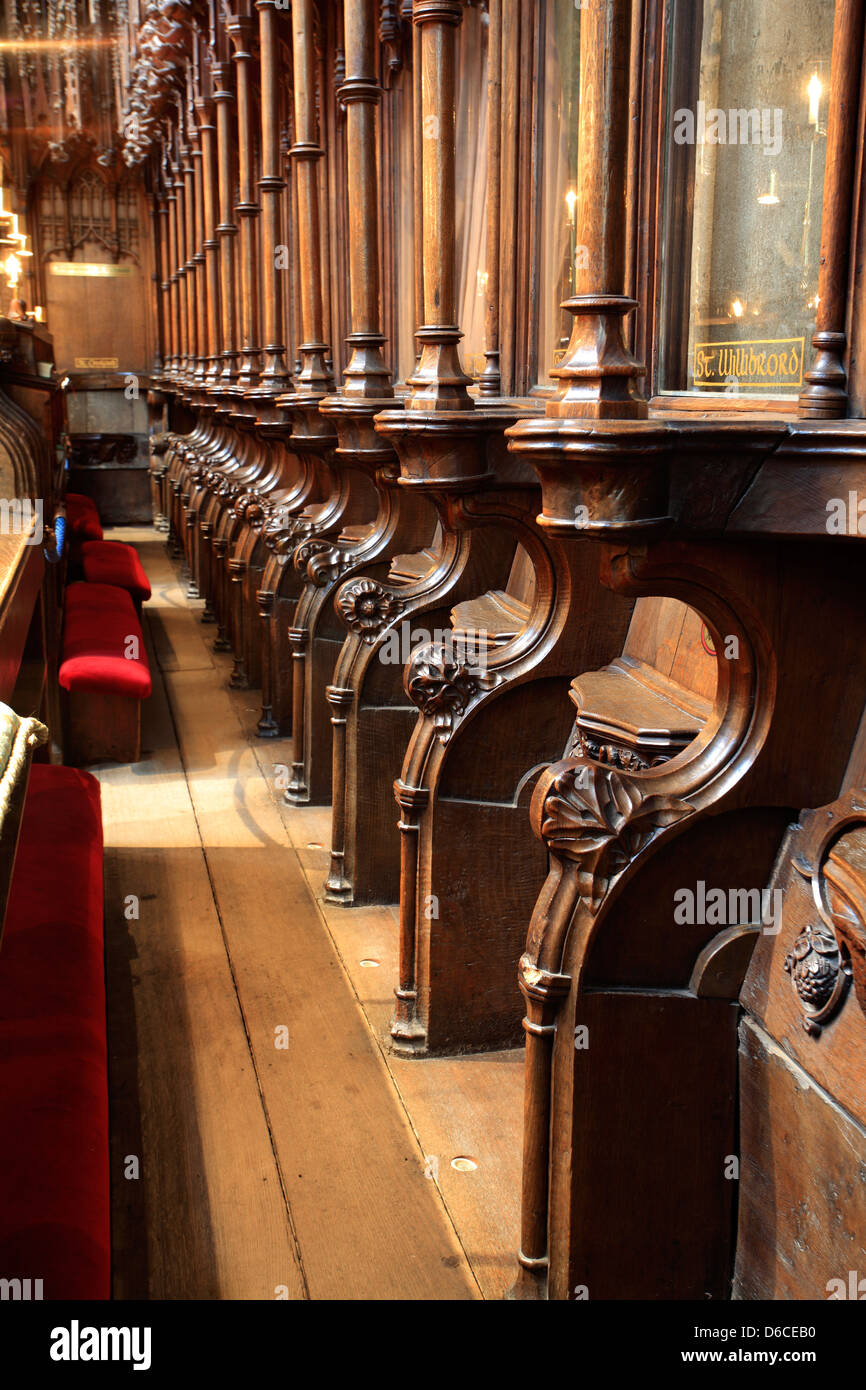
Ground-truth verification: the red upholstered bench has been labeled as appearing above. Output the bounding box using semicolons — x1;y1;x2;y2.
80;539;152;606
65;492;103;543
60;582;152;764
0;764;109;1300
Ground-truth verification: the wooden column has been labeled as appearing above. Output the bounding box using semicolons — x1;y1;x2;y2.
479;0;501;397
149;193;165;375
172;142;189;382
412;12;424;369
799;0;866;419
228;9;262;390
407;0;472;410
191;116;208;385
288;0;335;400
548;0;646;419
182;121;198;390
255;0;291;391
339;0;392;399
213;59;240;386
159;183;174;376
198;96;223;384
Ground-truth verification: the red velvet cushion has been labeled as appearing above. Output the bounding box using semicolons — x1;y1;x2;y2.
60;582;152;699
0;764;108;1300
80;540;152;603
65;493;103;543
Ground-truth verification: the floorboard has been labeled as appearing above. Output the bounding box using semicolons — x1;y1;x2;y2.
96;527;522;1300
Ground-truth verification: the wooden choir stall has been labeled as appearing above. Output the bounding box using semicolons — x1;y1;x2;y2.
0;0;864;1315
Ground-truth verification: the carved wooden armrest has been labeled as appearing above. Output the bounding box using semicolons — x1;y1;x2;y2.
388;545;440;586
450;590;531;649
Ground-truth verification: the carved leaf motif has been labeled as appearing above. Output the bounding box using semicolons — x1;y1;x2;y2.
308;545;347;588
540;764;694;913
292;538;331;575
404;641;501;743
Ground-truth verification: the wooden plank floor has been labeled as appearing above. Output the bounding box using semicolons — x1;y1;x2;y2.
96;528;523;1301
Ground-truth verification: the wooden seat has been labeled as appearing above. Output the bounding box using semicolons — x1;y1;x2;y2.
450;545;535;649
569;598;715;769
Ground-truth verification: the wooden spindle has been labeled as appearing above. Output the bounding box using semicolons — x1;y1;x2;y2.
172;141;189;381
288;0;335;398
198;94;223;384
412;15;424;369
479;0;501;398
339;0;393;399
799;0;866;419
227;8;262;390
182;120;198;389
407;0;473;411
149;194;165;374
549;0;646;419
255;0;291;391
212;59;240;386
191;116;208;385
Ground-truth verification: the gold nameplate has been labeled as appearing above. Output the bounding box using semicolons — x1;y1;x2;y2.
693;337;805;391
73;357;120;369
49;262;134;278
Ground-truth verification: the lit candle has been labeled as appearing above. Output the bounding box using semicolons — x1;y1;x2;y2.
809;72;822;129
565;189;577;223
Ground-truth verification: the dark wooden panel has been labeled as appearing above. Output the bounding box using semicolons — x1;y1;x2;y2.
734;1017;866;1300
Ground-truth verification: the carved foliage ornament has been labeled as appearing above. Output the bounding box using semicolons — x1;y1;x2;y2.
404;641;501;744
539;763;694;915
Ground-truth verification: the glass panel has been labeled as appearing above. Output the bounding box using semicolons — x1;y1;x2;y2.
658;0;835;397
535;0;581;387
455;3;489;381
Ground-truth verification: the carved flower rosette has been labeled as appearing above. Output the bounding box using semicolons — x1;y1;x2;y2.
335;578;404;643
404;641;500;744
540;763;694;914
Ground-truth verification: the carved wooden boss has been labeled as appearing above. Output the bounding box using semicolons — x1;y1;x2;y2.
507;0;866;1301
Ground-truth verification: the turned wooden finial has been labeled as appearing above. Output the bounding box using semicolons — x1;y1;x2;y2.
799;0;866;420
406;0;474;411
549;0;647;420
